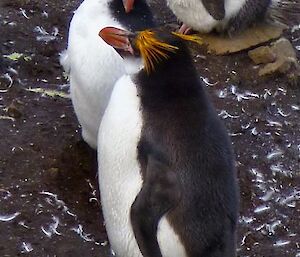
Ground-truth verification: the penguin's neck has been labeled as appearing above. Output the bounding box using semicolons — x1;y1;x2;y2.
123;56;144;75
135;47;207;109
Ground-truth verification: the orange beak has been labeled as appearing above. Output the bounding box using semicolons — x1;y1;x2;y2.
99;27;134;55
123;0;135;13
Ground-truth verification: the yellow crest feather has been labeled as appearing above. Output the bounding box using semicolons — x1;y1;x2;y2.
135;30;203;74
135;30;178;74
172;32;203;45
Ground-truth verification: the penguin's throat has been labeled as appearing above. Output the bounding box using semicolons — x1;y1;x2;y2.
123;56;143;75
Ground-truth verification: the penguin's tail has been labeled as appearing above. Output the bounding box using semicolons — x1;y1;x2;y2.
268;0;300;27
59;49;71;74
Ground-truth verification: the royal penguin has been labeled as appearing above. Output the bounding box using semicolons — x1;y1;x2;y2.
166;0;300;34
60;0;154;149
98;26;239;257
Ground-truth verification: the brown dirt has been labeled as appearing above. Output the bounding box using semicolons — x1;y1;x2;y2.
0;1;299;257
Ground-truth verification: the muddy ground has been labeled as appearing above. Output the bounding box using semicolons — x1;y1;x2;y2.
0;0;299;257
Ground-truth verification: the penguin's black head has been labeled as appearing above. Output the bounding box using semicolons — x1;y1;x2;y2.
99;27;202;74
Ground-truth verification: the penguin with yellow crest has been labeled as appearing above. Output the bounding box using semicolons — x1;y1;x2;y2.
98;27;239;257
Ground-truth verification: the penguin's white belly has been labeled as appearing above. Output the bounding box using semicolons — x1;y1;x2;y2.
69;46;124;148
167;0;247;32
98;76;187;257
66;0;126;148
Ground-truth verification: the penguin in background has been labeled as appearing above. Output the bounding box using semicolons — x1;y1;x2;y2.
98;26;239;257
166;0;300;34
60;0;155;149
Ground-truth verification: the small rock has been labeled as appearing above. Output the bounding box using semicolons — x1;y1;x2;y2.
248;46;276;64
272;38;297;59
6;100;23;118
249;37;300;78
47;168;60;179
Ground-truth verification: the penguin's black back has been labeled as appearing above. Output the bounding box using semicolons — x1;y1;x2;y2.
227;0;271;34
132;34;239;257
109;0;155;31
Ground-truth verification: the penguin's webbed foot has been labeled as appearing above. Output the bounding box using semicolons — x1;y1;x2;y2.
178;23;193;35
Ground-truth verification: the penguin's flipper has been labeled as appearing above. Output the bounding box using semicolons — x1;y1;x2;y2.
202;0;225;20
130;155;181;257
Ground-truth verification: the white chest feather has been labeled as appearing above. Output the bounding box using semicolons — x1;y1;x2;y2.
97;76;187;257
98;75;143;257
65;0;126;148
167;0;246;32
